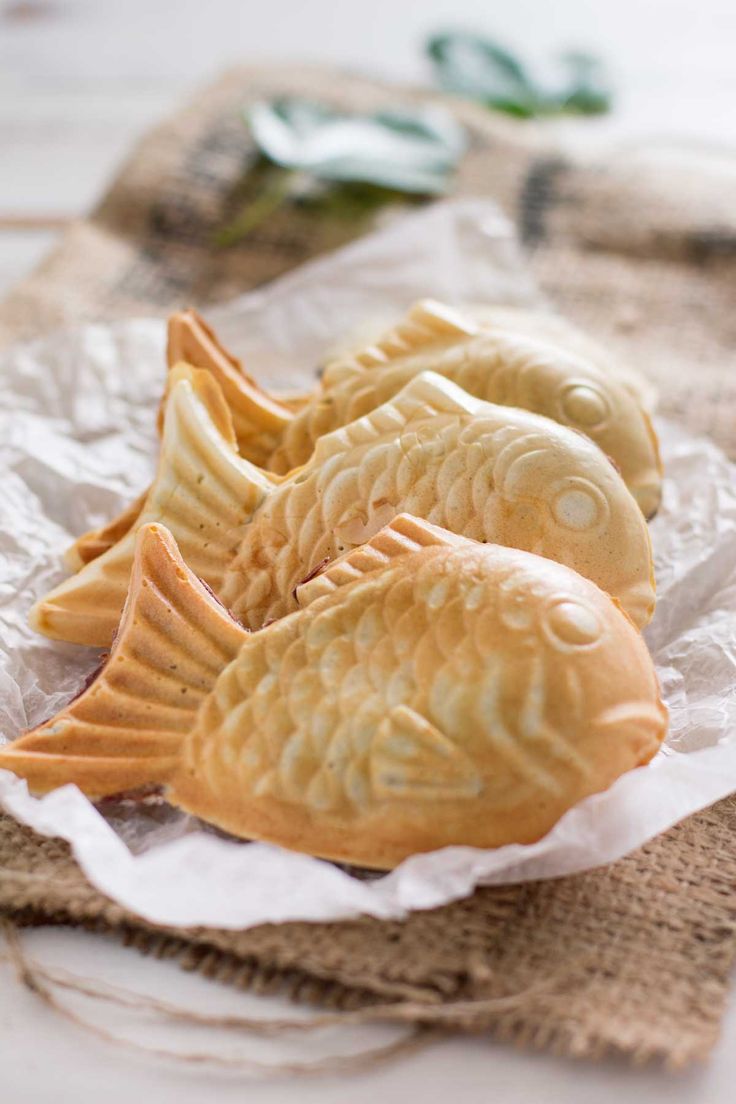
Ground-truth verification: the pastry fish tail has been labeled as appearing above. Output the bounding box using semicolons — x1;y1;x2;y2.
166;309;295;466
63;310;294;573
30;363;274;648
64;489;148;571
0;524;247;798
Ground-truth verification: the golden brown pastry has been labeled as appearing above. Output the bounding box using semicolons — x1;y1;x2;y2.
466;303;657;412
66;300;661;572
31;364;656;648
267;301;663;518
65;309;294;570
1;519;667;868
64;490;147;572
166;308;294;465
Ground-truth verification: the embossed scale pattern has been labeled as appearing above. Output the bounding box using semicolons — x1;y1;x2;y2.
268;329;662;519
55;301;660;583
4;520;666;866
183;543;664;844
33;368;655;649
220;377;655;630
469;303;657;411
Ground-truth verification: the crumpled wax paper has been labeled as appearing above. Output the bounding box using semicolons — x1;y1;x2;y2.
1;198;735;930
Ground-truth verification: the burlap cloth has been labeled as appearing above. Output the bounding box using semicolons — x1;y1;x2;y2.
1;66;735;1068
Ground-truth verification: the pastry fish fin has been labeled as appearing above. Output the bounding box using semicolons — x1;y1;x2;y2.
65;361;241;573
323;300;478;387
0;525;247;798
370;705;483;803
166;310;294;466
64;489;148;571
30;366;274;648
311;370;483;464
296;514;467;608
276;389;313;413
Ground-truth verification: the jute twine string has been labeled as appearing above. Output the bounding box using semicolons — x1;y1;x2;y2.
1;918;437;1077
0;917;573;1076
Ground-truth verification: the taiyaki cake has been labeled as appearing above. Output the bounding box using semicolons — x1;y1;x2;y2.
264;301;663;519
466;303;658;413
66;300;661;571
0;518;668;868
31;365;656;648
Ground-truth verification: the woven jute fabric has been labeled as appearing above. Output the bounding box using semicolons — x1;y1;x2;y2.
1;66;735;1068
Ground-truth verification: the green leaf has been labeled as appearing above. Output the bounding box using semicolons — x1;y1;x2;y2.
556;51;612;115
426;31;612;118
428;32;539;114
246;98;467;195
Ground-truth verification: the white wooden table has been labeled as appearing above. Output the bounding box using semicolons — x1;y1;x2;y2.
2;1;736;1098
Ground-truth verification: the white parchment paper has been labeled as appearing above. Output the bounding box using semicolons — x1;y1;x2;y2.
1;199;735;929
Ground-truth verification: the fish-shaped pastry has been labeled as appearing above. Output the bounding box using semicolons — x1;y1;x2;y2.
1;518;668;868
265;301;663;518
465;303;658;413
66;300;662;572
31;364;656;649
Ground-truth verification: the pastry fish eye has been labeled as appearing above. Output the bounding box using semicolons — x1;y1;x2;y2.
542;598;603;650
549;477;609;533
558;381;611;430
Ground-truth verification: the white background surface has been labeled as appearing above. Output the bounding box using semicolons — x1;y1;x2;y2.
2;1;736;1099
